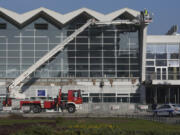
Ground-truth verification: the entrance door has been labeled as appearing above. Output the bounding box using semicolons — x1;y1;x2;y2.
156;67;167;80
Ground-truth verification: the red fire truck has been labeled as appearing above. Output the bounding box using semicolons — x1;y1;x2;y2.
4;89;82;113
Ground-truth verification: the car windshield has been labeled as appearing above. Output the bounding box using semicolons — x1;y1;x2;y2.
173;104;180;107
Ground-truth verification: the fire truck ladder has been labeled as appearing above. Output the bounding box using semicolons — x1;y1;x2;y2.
8;19;94;98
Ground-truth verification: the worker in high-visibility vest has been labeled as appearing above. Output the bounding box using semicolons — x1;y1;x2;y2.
144;9;148;16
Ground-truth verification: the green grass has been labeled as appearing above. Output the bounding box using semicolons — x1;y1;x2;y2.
1;115;180;135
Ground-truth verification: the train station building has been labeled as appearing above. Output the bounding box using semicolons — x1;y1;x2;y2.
0;7;179;105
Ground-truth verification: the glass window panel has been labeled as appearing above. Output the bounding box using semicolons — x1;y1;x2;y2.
146;45;155;53
0;71;6;78
104;71;115;77
167;45;179;53
48;64;60;70
0;65;6;70
22;58;34;64
146;61;154;66
76;65;88;70
90;37;102;43
104;58;115;64
130;51;138;57
90;65;102;70
117;51;129;57
146;53;155;59
35;51;47;57
130;58;139;64
68;72;75;77
7;70;20;78
35;37;48;43
90;45;102;50
35;44;48;50
103;31;115;37
130;97;140;103
104;65;115;70
117;97;129;103
168;67;180;74
0;38;6;43
168;60;179;67
117;65;129;70
49;71;61;77
156;53;167;59
82;97;89;103
22;44;34;50
0;51;6;57
8;58;19;64
67;44;75;50
146;67;155;73
130;65;139;70
167;53;179;59
90;58;102;64
90;72;102;77
103;97;116;102
156;60;167;66
8;44;20;50
76;58;88;64
92;97;101;103
116;34;129;50
117;71;129;77
130;38;139;50
76;37;88;43
76;51;88;57
69;65;75;70
90;28;102;37
68;58;75;64
22;38;34;43
103;44;115;50
78;31;88;36
8;51;20;57
76;72;88;77
90;51;102;57
0;58;6;64
103;38;114;43
0;44;6;50
104;51;115;57
130;72;139;77
22;51;34;57
117;58;129;64
22;30;34;36
156;45;166;53
76;44;88;50
68;51;75;57
21;65;31;70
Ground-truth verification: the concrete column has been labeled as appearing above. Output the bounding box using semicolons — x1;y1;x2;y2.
139;25;148;104
140;26;148;82
140;84;146;104
154;87;157;104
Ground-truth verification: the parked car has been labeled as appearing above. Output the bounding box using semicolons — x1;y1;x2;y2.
153;104;177;117
172;104;180;115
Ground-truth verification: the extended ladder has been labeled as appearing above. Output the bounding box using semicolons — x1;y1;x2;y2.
9;19;94;96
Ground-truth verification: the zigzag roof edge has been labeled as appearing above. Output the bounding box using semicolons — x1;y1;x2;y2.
0;7;140;25
104;8;140;21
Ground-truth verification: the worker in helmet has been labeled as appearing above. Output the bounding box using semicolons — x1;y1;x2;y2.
144;8;148;16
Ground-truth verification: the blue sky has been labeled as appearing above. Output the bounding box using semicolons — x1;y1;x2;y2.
0;0;179;35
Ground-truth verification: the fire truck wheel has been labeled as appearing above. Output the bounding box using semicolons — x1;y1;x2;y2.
32;105;41;113
68;105;75;113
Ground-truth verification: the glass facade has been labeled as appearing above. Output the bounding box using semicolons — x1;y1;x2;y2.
146;44;180;80
0;15;140;78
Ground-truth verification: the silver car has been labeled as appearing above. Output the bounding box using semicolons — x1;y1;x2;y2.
153;104;176;117
172;104;180;115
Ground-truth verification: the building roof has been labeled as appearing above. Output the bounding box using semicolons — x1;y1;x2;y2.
0;7;140;25
147;35;180;43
